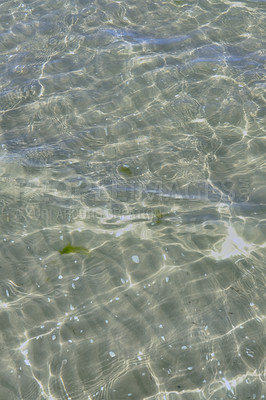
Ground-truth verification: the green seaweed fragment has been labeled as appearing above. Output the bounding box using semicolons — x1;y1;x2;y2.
154;209;168;224
59;243;90;255
118;165;132;176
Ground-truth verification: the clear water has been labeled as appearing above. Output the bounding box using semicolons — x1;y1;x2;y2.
0;0;265;399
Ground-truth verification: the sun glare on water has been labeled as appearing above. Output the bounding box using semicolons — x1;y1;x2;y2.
211;225;254;260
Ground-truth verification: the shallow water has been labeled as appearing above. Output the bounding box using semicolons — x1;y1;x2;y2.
0;0;266;399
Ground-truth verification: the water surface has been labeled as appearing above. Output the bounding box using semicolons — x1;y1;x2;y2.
0;0;265;399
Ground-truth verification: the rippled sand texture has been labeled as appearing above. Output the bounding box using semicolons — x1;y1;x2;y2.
0;0;265;399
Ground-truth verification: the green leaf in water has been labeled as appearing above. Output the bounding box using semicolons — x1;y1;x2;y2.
154;209;168;224
59;243;90;255
118;165;132;176
155;210;164;219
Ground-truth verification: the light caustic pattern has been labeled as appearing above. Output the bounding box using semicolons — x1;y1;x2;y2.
0;0;265;399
